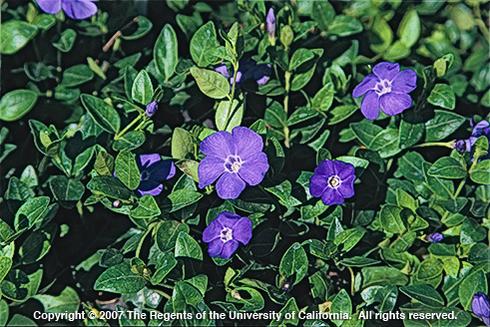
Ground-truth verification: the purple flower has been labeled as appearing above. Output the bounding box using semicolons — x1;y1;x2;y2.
137;154;175;196
145;101;158;117
214;59;271;86
309;160;355;205
266;8;276;38
428;232;444;243
198;126;269;200
472;292;490;326
36;0;97;20
455;120;490;153
352;62;417;120
202;211;252;259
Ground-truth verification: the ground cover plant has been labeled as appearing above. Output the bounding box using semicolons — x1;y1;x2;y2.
0;0;489;326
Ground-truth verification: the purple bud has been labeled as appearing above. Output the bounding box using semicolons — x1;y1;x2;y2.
266;8;276;38
145;101;158;117
428;232;444;243
215;65;230;79
472;292;490;326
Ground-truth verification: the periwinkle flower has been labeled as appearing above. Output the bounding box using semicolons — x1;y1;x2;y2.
310;160;355;205
455;120;490;153
428;232;444;243
202;211;252;259
145;101;158;118
136;154;175;196
472;292;490;326
198;126;269;200
266;8;276;39
215;59;271;86
352;62;417;120
36;0;97;20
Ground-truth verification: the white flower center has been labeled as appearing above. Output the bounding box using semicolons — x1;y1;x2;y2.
374;79;392;96
224;155;243;173
220;227;233;243
327;175;342;189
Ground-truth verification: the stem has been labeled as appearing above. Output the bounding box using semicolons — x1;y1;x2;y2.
283;71;291;148
347;267;356;296
135;224;155;258
114;113;144;140
153;289;171;300
473;3;490;41
413;141;454;149
224;61;240;131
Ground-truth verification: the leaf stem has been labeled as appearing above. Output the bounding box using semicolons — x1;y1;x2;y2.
114;113;145;140
412;141;454;149
283;71;291;148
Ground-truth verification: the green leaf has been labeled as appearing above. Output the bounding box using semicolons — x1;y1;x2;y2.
80;94;120;134
171;127;194;160
94;261;146;294
7;314;36;326
398;9;420;47
112;130;146;152
370;17;393;53
150;251;177;285
166;189;203;212
0;20;37;54
87;176;132;200
52;28;76;52
400;284;444;307
384;41;411;61
279;242;308;285
311;1;335;32
94;150;114;176
328;105;358;125
328;15;362;37
190;67;230;99
0;90;38;122
427;157;466;179
470;160;490;184
0;257;12;284
362;267;408;288
458;269;488;310
226;286;265;311
361;286;398;312
398;120;424;149
131;70;153;105
121;16;152;40
19;229;54;264
427;84;456;110
425;110;465;142
33;287;80;313
331;289;352;326
14;196;50;231
174;232;203;260
154;24;178;80
130;195;161;219
61;64;94;87
115;151;140;190
312;83;334;112
156;220;189;251
49;176;85;202
215;99;243;132
379;205;406;234
190;21;219;67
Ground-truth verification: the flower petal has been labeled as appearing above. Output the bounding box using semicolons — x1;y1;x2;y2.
202;220;223;243
200;131;234;159
215;64;230;78
37;0;62;13
198;156;225;189
309;173;328;198
360;91;380;120
232;217;253;245
62;0;97;20
321;188;345;206
239;152;269;186
147;160;176;182
336;162;355;180
314;160;336;176
137;183;163;196
352;74;378;97
137;154;161;169
337;175;355;199
232;127;264;160
207;239;224;257
391;69;417;93
216;173;246;199
220;240;240;259
373;62;400;81
379;92;412;116
215;211;242;228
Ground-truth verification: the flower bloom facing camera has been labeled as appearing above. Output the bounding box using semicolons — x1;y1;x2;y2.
137;154;175;196
310;160;355;205
428;232;444;243
198;126;269;200
36;0;97;20
202;211;252;259
215;59;271;86
352;62;417;120
472;292;490;326
455;120;490;153
145;101;158;118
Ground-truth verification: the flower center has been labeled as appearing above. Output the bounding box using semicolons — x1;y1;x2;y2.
224;155;243;173
220;227;233;243
141;170;151;181
327;175;342;189
374;79;392;96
